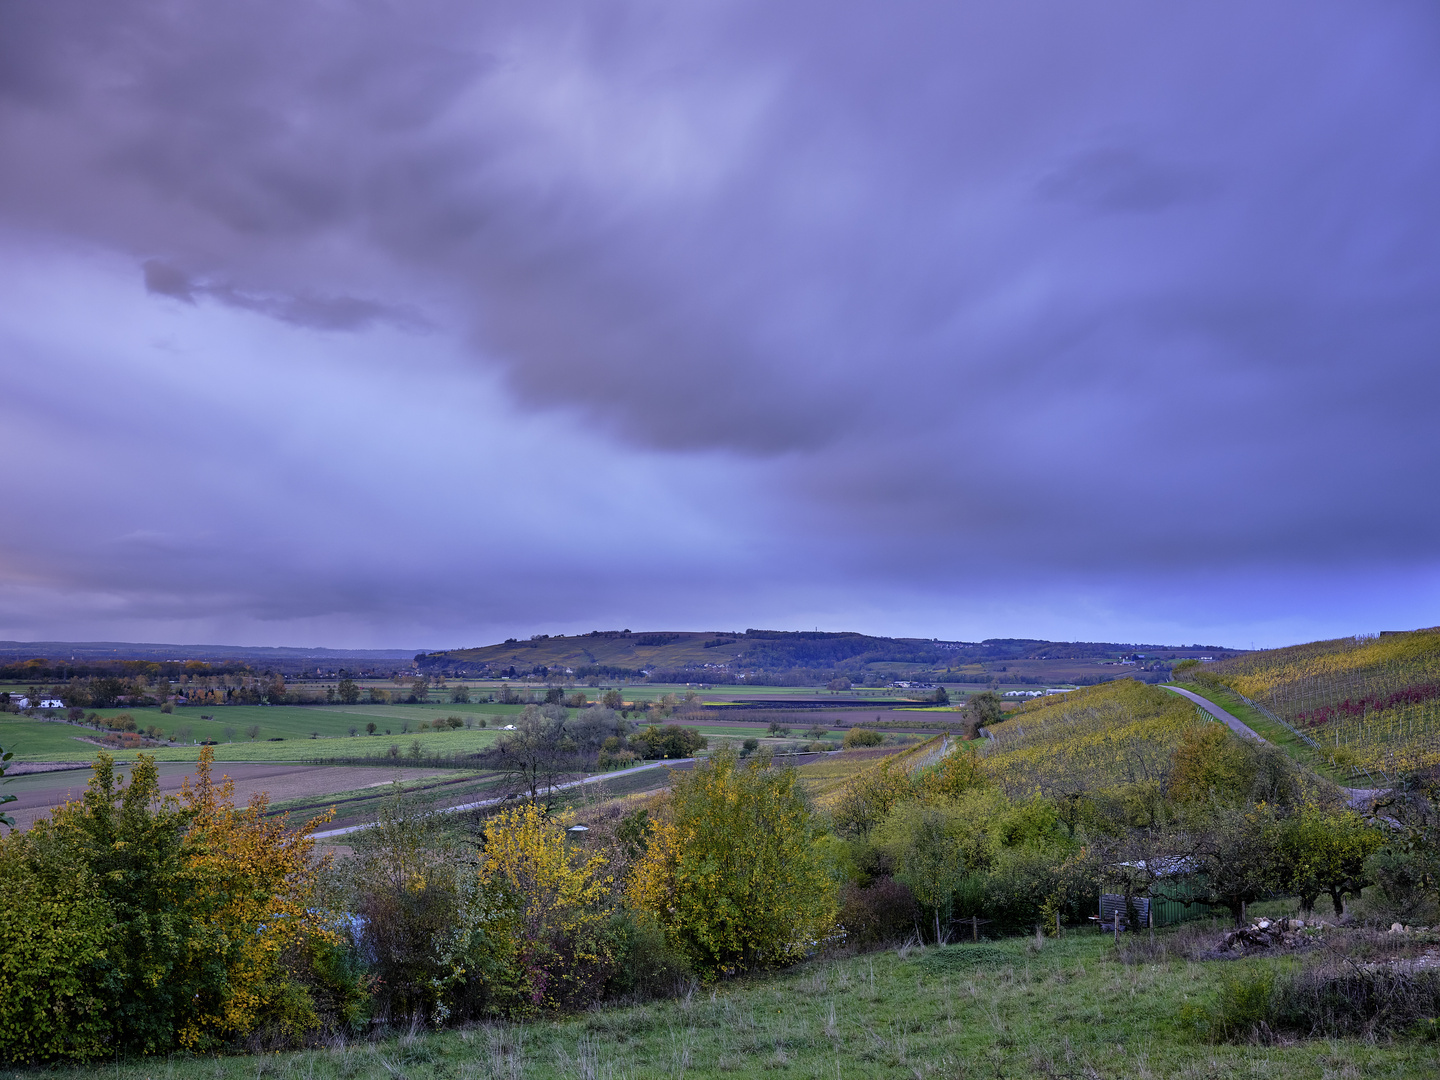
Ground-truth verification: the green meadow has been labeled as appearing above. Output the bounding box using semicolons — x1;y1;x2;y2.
25;928;1440;1080
0;707;806;764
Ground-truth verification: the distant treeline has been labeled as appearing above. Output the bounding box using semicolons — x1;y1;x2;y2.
0;658;252;681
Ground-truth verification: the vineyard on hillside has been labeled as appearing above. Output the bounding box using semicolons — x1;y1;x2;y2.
1203;628;1440;779
977;679;1207;797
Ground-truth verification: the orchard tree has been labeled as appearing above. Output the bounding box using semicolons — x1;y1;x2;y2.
1276;804;1383;915
479;705;578;804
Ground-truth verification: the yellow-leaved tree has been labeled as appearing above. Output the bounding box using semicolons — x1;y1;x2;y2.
629;748;837;978
2;749;332;1059
478;802;614;1012
175;747;334;1047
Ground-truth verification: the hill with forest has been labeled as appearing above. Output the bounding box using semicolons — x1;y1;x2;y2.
420;629;1239;686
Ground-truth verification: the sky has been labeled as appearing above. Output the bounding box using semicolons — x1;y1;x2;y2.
2;0;1438;651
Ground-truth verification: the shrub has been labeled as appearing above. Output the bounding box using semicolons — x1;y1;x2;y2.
632;724;706;760
0;840;113;1062
831;759;914;838
843;727;883;748
629;749;837;978
344;808;482;1023
837;877;920;946
2;751;333;1057
476;803;617;1013
603;908;692;1000
1273;963;1440;1038
1189;960;1440;1042
1200;966;1279;1043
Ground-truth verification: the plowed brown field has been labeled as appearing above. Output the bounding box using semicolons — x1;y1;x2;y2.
5;762;455;831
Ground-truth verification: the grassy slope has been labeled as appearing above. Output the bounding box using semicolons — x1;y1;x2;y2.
28;930;1439;1079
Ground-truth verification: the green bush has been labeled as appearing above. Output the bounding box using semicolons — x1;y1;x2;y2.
1205;966;1279;1043
632;724;707;760
0;841;114;1062
1187;960;1440;1043
604;909;692;1000
843;728;884;748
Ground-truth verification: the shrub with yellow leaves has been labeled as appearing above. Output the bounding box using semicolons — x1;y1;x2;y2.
477;802;617;1013
0;749;333;1061
175;749;334;1047
628;748;837;979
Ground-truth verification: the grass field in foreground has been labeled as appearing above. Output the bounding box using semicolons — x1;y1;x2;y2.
25;929;1439;1080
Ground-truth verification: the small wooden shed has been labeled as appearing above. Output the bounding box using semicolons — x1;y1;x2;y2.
1098;857;1225;930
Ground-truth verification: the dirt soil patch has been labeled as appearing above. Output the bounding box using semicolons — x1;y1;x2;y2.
5;762;456;831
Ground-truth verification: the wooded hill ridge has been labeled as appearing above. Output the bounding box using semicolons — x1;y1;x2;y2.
421;629;1240;685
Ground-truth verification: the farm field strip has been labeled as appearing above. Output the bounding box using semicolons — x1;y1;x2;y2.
5;762;460;832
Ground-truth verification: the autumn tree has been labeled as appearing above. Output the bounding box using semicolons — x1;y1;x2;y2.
3;750;332;1055
477;803;615;1011
478;704;579;803
629;748;836;977
1275;804;1384;915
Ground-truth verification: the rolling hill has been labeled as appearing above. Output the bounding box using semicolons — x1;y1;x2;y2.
420;629;1239;686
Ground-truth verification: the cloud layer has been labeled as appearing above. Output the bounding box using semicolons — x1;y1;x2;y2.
2;0;1438;647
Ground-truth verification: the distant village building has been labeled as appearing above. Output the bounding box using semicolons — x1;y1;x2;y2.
40;698;65;709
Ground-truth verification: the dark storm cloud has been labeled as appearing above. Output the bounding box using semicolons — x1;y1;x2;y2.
2;0;1439;644
142;258;422;331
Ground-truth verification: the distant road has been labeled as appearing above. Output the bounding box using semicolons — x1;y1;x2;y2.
309;756;698;839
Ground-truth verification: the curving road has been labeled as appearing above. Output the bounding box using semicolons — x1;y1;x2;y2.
1163;685;1266;743
309;756;700;839
1162;684;1384;809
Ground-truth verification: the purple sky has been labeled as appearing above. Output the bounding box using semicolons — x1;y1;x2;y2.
2;1;1438;650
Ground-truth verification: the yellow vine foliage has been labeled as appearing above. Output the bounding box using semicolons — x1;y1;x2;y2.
1212;629;1440;705
175;748;334;1047
979;680;1207;799
1206;629;1440;777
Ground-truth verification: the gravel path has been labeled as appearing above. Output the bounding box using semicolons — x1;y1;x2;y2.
1163;685;1267;743
1162;684;1384;808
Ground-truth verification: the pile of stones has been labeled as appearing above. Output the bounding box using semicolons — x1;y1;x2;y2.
1219;916;1319;954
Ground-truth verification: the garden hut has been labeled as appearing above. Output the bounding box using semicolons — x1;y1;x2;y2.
1097;857;1224;930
